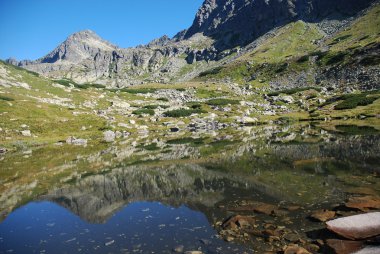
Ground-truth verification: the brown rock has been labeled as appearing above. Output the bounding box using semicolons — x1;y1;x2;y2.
345;196;380;211
222;215;256;230
346;187;378;196
246;229;265;237
284;232;300;243
283;244;311;254
326;239;364;254
305;243;320;253
310;209;336;222
285;205;301;211
228;201;278;215
326;212;380;240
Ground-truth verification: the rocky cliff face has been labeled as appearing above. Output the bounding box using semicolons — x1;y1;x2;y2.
185;0;375;48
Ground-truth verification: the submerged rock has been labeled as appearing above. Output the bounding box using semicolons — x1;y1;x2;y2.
283;244;311;254
310;209;336;222
222;215;256;230
325;239;364;254
326;212;380;240
228;201;278;215
345;196;380;211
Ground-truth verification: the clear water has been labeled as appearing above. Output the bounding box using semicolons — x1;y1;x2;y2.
0;201;248;254
1;123;379;253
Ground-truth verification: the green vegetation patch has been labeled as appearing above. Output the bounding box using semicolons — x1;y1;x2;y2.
334;93;378;110
163;109;206;117
206;98;240;106
0;95;15;101
198;66;224;77
167;137;205;146
121;88;158;94
136;143;160;151
53;79;101;89
268;87;321;96
143;104;169;109
132;108;155;115
336;125;379;135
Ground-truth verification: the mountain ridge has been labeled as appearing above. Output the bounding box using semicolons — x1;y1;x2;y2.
5;0;379;88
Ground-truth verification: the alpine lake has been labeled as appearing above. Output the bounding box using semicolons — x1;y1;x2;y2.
1;121;379;254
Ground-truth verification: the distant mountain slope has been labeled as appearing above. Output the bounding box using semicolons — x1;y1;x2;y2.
196;2;380;90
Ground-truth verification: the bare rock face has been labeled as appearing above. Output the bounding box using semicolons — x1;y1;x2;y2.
39;30;117;64
11;30;195;86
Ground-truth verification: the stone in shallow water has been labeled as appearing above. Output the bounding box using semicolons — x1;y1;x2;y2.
283;244;311;254
173;245;184;253
222;215;256;230
345;196;380;211
228;201;278;215
325;239;364;254
326;212;380;240
310;209;336;222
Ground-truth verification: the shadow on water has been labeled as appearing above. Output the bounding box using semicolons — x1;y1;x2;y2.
0;123;379;253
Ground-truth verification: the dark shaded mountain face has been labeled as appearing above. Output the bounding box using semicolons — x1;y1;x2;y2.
185;0;375;49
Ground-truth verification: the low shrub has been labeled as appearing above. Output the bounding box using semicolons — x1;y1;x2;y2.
143;105;169;109
167;137;205;145
206;98;240;106
0;95;15;101
121;88;157;94
334;94;378;110
267;87;321;96
137;143;160;151
132;108;155;115
198;66;223;77
163;109;206;117
87;83;106;89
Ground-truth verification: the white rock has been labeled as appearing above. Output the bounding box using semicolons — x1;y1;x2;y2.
66;136;87;146
279;95;294;103
118;123;129;128
103;130;116;142
21;130;31;137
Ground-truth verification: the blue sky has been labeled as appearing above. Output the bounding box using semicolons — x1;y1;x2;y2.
0;0;204;60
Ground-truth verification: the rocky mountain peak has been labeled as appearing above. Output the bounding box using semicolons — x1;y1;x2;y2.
34;29;117;64
146;35;171;48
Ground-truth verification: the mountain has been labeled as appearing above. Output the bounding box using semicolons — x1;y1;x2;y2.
5;0;379;89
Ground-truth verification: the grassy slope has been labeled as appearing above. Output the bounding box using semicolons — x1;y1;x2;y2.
196;21;324;84
196;3;380;85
